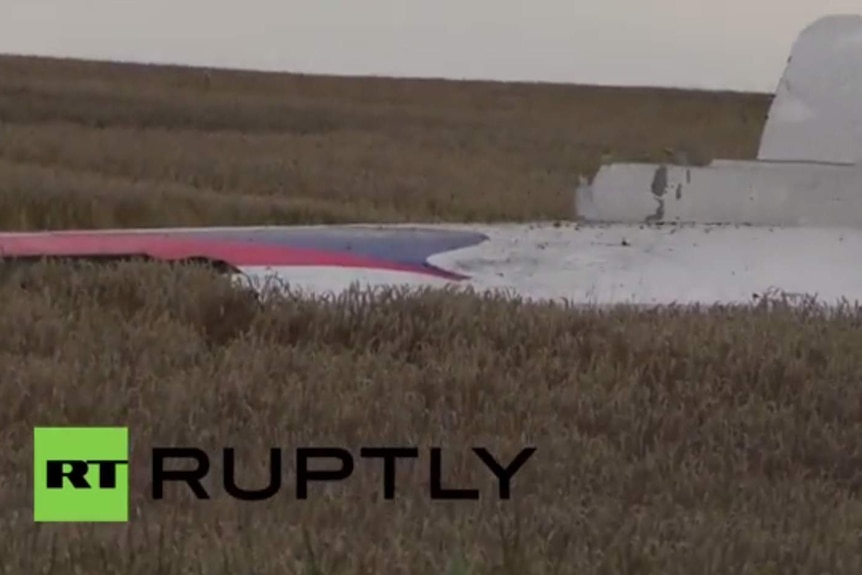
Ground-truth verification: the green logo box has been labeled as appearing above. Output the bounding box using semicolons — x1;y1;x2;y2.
33;427;129;522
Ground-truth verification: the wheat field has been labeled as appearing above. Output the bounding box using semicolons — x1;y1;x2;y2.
3;55;860;575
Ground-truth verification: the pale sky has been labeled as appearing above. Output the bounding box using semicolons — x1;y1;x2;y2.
2;1;860;93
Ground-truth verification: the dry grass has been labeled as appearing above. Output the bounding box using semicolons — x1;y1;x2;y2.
0;54;768;228
2;54;856;574
2;262;862;574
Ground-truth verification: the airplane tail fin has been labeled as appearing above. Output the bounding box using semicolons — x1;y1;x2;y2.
757;14;862;165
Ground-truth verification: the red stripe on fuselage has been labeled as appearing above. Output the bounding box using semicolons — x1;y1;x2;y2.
0;234;464;279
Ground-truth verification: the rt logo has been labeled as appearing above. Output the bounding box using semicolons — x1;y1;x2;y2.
33;427;129;522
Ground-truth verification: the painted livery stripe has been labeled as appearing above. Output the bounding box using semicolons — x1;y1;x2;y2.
0;234;467;280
